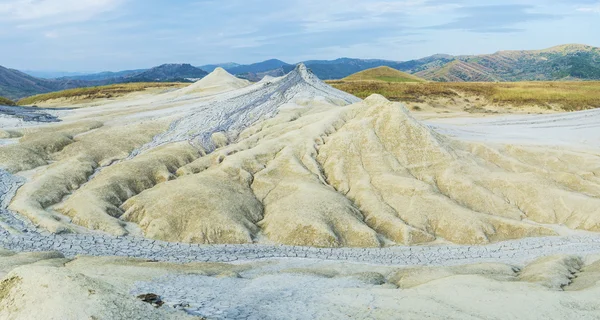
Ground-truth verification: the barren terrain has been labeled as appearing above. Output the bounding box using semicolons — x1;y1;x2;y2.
1;66;600;319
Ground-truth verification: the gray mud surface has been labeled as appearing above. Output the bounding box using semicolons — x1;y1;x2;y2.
0;105;61;123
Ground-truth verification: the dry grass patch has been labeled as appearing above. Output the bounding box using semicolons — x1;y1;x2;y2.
328;81;600;111
17;82;188;106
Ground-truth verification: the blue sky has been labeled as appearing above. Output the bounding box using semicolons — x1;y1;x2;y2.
0;0;599;72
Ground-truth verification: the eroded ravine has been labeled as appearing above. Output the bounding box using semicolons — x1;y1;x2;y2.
2;66;600;262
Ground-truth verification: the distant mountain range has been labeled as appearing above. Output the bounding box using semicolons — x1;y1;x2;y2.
198;63;241;73
4;44;600;101
54;64;207;82
55;69;145;81
0;65;116;101
1;64;208;100
22;70;90;79
408;44;600;82
199;44;600;81
126;64;207;82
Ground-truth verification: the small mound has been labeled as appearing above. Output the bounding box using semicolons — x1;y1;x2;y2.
343;66;425;82
519;255;583;290
258;75;277;83
121;168;264;244
177;67;250;95
0;265;191;320
389;263;518;288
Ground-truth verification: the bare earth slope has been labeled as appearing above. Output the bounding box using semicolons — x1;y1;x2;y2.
1;252;600;320
1;65;600;249
3;65;600;319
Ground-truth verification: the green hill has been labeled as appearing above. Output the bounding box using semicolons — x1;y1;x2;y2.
0;63;205;101
343;66;425;82
411;44;600;82
0;96;15;106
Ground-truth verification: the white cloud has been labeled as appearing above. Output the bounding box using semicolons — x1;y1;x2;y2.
576;3;600;13
0;0;123;24
44;30;59;38
301;0;461;34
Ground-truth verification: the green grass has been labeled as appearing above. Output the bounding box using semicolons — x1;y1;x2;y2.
18;82;188;106
0;96;16;106
328;80;600;111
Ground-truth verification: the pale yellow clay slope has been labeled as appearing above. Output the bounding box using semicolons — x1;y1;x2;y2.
29;68;247;126
120;103;382;246
1;251;600;320
519;255;584;290
54;142;202;236
0;266;195;320
0;68;253;236
329;262;600;320
107;95;600;246
5;66;600;247
0;250;241;320
0;121;103;173
8;119;171;234
49;95;600;246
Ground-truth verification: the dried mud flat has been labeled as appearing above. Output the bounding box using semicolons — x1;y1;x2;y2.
2;66;600;319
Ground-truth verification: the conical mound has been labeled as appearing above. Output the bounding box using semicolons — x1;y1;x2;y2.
178;67;251;95
136;63;360;153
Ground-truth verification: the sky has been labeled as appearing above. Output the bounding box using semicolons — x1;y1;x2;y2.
0;0;599;72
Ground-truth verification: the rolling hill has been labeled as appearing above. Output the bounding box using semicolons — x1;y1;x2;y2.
199;44;600;81
343;66;425;82
414;60;502;82
302;58;405;80
202;58;406;81
225;44;600;81
55;64;207;83
4;44;600;100
55;69;146;81
411;44;600;82
0;64;206;100
22;70;89;79
198;62;241;73
0;65;114;100
0;95;15;106
226;59;291;75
